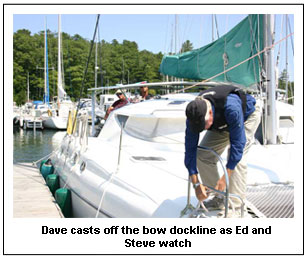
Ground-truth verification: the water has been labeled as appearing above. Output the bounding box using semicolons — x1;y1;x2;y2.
13;126;67;164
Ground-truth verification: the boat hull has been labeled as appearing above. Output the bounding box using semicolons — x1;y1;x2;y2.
48;94;294;219
43;116;68;130
58;177;109;218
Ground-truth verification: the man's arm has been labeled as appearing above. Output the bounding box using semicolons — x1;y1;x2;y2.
215;94;246;191
184;120;207;201
184;119;199;175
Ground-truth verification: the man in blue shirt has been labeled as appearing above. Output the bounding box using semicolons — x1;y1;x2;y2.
185;84;262;217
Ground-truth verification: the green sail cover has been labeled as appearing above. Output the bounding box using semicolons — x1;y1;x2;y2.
159;15;263;88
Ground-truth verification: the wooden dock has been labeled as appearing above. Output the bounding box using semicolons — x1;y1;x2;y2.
13;163;63;218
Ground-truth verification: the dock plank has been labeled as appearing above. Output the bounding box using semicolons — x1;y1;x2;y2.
13;163;63;218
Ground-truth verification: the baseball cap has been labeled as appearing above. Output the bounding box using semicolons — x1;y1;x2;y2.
115;89;123;95
185;99;207;133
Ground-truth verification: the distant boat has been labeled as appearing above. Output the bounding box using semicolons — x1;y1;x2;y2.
16;25;50;130
42;14;74;130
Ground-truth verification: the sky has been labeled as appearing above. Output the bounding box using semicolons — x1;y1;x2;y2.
13;13;294;81
13;14;251;53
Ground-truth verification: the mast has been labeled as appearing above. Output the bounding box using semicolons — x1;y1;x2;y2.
27;72;29;102
95;30;98;89
57;14;68;102
44;17;50;106
58;14;62;99
175;14;177;54
285;14;289;102
174;15;178;84
264;14;277;144
44;18;46;103
212;14;214;42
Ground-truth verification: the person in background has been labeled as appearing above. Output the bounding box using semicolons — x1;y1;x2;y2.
104;89;128;120
140;86;149;100
140;86;154;101
184;84;262;217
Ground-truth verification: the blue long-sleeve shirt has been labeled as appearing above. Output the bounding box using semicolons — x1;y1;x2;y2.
184;93;256;175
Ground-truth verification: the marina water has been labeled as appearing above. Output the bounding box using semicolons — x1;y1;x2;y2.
13;126;66;163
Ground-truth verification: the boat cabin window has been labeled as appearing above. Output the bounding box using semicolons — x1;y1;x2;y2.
116;114;129;127
116;113;186;143
168;100;186;105
279;116;294;128
132;156;166;161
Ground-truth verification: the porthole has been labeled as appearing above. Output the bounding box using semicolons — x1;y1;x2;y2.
80;161;86;172
71;152;79;165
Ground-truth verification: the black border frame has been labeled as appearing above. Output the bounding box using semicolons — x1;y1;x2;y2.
3;2;304;256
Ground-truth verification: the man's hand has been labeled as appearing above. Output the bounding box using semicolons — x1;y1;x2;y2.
195;184;208;201
215;168;234;191
215;175;226;191
190;174;208;201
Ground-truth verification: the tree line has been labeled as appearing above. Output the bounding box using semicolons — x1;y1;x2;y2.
13;29;293;106
13;29;166;105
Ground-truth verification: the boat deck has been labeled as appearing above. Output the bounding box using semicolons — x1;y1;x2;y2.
13;163;63;218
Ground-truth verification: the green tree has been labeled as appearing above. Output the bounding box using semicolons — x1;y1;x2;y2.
13;30;172;104
180;40;193;53
278;69;294;104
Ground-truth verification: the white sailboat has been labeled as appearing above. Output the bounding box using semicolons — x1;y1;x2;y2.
17;22;50;130
47;14;294;218
43;14;74;130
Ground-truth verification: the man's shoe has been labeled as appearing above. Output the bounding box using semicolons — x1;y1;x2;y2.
203;196;225;210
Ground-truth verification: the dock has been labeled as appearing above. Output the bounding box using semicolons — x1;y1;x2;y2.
13;163;63;218
19;117;44;130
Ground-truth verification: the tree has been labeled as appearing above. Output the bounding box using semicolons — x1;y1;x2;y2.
278;69;294;104
13;30;172;104
180;40;193;53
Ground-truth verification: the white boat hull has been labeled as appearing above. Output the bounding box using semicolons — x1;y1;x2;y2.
49;95;294;218
43;116;68;130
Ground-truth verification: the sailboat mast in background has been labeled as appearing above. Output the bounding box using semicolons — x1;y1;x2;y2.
44;17;49;106
58;14;62;100
263;14;277;145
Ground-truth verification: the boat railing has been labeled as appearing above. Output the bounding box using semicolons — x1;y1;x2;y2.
77;113;89;152
117;121;124;168
181;145;245;218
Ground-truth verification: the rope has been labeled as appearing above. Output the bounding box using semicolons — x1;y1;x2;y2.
248;15;261;87
187;201;209;218
71;14;100;134
276;15;284;68
287;16;294;56
77;14;100;104
214;14;220;39
32;149;57;166
95;169;116;218
223;16;228;81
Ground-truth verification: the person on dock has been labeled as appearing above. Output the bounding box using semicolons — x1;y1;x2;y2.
184;84;262;217
104;89;128;120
